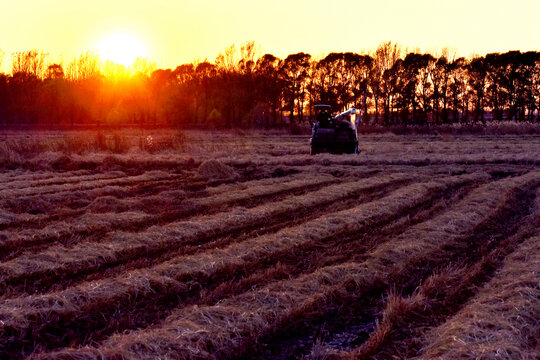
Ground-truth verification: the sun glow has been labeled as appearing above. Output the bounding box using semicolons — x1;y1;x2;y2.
97;33;147;66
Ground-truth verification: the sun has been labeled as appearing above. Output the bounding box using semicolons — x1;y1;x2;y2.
97;33;147;66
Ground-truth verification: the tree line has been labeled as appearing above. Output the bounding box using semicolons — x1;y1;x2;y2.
0;42;539;129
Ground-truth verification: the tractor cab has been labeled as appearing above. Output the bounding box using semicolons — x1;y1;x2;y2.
310;104;359;155
315;104;333;128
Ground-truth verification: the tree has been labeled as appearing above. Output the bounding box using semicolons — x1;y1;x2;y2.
370;42;402;124
11;50;48;78
447;57;469;123
67;51;101;80
346;53;373;124
280;52;311;123
132;57;157;77
1;46;540;130
255;54;283;126
193;62;215;123
468;56;487;123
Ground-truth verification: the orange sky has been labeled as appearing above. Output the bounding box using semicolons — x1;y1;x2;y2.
1;0;539;72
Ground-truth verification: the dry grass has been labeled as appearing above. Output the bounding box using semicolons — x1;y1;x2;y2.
0;172;410;295
320;187;540;360
2;131;540;174
29;172;538;359
0;170;172;198
1;130;539;359
0;173;335;255
417;234;540;360
0;173;474;354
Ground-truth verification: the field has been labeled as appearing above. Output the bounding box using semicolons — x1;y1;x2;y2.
0;130;539;359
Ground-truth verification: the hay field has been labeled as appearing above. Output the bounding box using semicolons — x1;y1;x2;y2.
0;131;539;359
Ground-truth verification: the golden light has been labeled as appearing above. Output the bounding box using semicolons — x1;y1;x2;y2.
97;32;147;66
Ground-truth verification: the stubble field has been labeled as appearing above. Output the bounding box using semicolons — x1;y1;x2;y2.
0;130;539;359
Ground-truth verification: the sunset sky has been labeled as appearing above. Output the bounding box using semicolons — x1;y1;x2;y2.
1;0;539;71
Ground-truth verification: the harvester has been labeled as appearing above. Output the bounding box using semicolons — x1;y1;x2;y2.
310;104;359;155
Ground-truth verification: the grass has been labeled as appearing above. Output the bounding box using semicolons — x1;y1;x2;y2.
0;172;412;295
417;233;540;360
0;173;337;255
15;172;511;359
0;130;539;359
0;173;471;354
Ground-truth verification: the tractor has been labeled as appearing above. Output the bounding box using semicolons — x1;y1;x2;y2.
310;104;359;155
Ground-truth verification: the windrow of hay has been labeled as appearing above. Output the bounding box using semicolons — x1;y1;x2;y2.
0;171;126;191
2;170;305;211
31;172;540;360
0;172;177;232
2;173;482;356
0;172;413;295
416;234;540;360
0;170;173;198
0;165;318;218
0;210;39;229
0;185;130;229
0;172;315;242
84;172;330;213
0;211;153;254
0;169;81;184
0;209;46;229
0;173;337;256
336;187;540;360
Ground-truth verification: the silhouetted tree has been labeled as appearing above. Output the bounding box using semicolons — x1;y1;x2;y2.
370;42;402;124
280;52;311;124
12;50;48;78
255;54;283;127
1;44;539;129
468;56;487;123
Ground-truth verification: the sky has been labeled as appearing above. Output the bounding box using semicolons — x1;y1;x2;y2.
1;0;539;72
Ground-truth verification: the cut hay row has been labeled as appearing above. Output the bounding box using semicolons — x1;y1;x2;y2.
77;171;336;215
0;171;128;191
0;210;45;230
0;173;339;258
0;152;199;173
227;151;540;169
0;174;201;230
0;170;176;198
0;165;307;219
333;188;540;360
0;171;315;233
192;171;314;196
416;233;540;360
1;170;311;220
0;173;412;295
0;212;154;260
0;173;482;355
35;172;538;360
0;170;92;186
0;185;137;228
1;176;196;217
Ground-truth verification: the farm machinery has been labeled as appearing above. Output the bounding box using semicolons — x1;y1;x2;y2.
310;104;359;155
